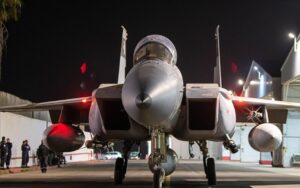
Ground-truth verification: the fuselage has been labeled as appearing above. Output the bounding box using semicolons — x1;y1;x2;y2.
88;34;236;142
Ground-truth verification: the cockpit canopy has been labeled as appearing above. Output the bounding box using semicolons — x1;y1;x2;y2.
133;35;177;65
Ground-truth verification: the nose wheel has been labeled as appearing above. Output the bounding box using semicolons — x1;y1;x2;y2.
114;140;134;185
149;129;167;188
153;166;165;188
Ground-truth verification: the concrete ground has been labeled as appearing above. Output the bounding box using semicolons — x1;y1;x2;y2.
0;160;299;188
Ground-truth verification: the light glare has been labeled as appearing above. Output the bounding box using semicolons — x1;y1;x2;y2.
238;79;244;85
289;33;295;39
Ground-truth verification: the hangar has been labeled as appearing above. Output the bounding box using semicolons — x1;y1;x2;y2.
280;33;300;167
0;92;93;168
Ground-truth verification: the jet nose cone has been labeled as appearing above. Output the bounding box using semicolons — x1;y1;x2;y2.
122;61;183;126
136;93;152;109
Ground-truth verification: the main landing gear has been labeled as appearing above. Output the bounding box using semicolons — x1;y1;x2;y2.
223;134;239;154
114;140;134;185
197;140;216;186
114;157;125;184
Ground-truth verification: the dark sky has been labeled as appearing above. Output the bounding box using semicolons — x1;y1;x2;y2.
1;0;300;102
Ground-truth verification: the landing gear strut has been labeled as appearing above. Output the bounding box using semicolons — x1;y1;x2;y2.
150;129;167;188
189;141;195;159
114;140;134;185
197;140;216;186
223;134;238;153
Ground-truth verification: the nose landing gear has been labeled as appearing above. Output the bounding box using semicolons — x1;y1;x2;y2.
150;129;167;188
153;166;165;188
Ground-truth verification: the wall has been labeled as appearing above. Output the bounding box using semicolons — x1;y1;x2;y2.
0;112;47;167
170;136;193;159
64;131;93;163
170;136;222;160
224;124;260;163
283;111;300;167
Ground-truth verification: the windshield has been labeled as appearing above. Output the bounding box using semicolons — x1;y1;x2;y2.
133;42;173;65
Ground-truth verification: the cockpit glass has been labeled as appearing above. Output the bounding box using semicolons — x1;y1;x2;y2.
133;42;173;65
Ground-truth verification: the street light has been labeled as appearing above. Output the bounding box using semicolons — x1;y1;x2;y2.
288;32;298;52
288;33;295;39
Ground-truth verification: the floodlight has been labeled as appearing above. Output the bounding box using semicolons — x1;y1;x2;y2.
288;32;298;52
288;33;295;39
238;79;244;85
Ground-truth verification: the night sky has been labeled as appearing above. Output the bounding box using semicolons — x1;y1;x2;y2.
1;0;300;102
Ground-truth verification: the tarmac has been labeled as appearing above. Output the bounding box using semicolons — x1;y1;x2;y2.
0;165;40;175
0;160;299;188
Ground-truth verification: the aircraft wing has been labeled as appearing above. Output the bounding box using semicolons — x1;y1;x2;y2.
232;96;300;109
0;96;92;112
232;95;300;123
0;96;92;124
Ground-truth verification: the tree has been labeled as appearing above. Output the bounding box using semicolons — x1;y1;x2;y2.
0;0;22;81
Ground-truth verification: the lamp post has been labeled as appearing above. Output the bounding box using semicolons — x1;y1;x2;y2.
288;32;298;52
237;79;244;86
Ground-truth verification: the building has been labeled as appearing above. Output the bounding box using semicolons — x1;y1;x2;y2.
0;92;93;167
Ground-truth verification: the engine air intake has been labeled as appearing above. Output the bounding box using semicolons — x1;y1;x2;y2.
188;99;216;130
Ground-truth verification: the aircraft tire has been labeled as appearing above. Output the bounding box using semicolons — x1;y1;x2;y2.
207;157;216;185
114;157;124;184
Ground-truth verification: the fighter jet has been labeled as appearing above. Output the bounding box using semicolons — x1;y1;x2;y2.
1;26;300;188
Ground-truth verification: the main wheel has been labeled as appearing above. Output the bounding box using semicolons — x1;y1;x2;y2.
206;157;216;185
114;157;124;184
122;158;128;179
153;167;165;188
